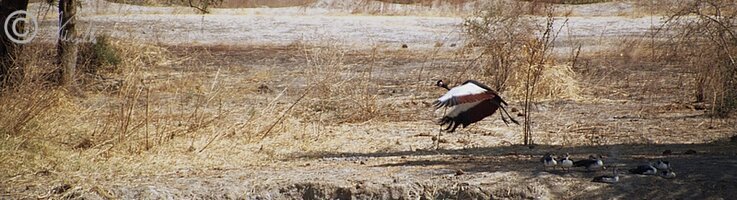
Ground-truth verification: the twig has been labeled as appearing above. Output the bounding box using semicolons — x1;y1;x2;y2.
260;85;313;139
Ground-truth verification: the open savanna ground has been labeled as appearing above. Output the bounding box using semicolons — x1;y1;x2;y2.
2;0;736;199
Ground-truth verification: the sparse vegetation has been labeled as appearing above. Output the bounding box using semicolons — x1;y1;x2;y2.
660;0;737;117
1;1;736;199
463;2;577;145
462;2;579;100
78;34;122;75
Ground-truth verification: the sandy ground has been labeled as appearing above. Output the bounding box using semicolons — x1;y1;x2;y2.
4;0;737;199
28;0;661;50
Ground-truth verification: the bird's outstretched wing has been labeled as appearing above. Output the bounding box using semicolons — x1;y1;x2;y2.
433;83;495;108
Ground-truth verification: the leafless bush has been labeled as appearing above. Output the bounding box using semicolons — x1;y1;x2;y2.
662;0;737;117
463;1;535;92
463;2;574;99
464;3;570;145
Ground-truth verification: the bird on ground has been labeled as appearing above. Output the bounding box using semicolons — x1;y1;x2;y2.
684;149;697;154
660;169;676;179
558;153;574;172
629;164;657;175
573;155;604;171
592;167;619;184
541;153;557;171
433;80;518;132
655;160;671;171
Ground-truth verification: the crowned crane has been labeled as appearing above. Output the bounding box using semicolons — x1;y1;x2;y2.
433;80;519;132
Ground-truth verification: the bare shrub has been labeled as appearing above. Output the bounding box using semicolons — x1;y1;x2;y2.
463;3;577;99
462;1;535;92
463;2;574;145
662;0;737;117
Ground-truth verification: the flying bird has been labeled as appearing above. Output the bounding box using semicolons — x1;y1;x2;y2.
433;80;518;132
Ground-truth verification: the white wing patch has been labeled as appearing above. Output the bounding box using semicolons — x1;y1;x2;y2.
435;82;491;118
437;83;488;103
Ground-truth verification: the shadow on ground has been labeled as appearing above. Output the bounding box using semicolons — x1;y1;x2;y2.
294;137;737;199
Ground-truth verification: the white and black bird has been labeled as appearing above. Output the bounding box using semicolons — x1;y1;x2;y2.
655;160;671;171
558;153;574;172
433;80;518;132
660;169;676;179
541;153;557;170
629;164;657;175
592;167;619;184
573;155;605;171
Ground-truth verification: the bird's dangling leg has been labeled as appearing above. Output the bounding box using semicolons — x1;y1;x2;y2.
500;112;511;126
434;130;442;150
434;122;447;150
499;105;519;125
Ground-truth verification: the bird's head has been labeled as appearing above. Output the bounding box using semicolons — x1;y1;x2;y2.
436;80;450;90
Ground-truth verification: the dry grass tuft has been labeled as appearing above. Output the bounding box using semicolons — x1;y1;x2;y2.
292;43;385;123
505;64;581;100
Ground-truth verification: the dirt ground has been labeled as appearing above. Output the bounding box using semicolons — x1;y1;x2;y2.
3;0;737;199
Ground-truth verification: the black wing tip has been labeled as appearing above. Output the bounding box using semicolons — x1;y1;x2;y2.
437;117;459;132
437;116;450;125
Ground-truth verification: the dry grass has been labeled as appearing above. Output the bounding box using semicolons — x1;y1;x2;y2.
652;0;737;117
0;35;428;181
462;2;580;101
4;0;735;195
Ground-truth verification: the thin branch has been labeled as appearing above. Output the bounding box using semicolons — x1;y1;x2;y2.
260;85;313;139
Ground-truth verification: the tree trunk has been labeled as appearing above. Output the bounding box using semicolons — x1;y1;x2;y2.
0;0;29;87
58;0;78;88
